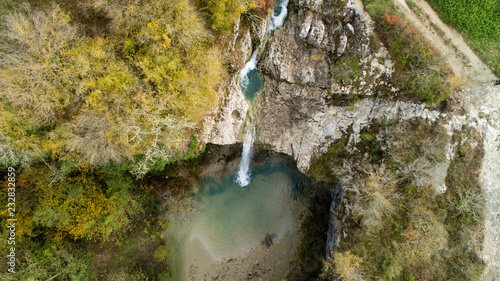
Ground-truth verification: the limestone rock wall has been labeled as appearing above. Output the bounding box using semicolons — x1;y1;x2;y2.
255;0;440;173
201;16;269;145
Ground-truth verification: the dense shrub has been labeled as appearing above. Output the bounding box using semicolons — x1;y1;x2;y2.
2;243;93;280
313;119;485;280
28;165;143;240
201;0;255;31
333;251;364;280
338;162;400;233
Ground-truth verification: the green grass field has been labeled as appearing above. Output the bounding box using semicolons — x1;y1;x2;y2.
426;0;500;77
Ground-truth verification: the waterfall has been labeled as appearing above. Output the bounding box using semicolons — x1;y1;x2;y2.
239;0;289;93
235;0;289;187
238;50;259;93
268;0;289;33
236;125;256;187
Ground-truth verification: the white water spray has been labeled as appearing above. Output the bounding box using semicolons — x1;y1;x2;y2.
236;125;256;187
238;50;259;92
268;0;289;33
239;0;289;90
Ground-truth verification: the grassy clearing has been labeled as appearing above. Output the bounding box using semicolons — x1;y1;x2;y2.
426;0;500;77
311;119;485;280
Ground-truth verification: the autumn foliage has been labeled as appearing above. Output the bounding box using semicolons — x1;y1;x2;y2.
333;251;364;281
200;0;255;31
0;0;251;278
0;1;224;175
377;13;450;104
381;14;404;25
255;0;274;9
0;0;234;244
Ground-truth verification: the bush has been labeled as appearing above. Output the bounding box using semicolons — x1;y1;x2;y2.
0;1;224;174
2;243;93;281
338;162;400;233
363;0;398;19
376;14;450;104
0;3;81;128
333;251;364;281
29;165;143;240
402;267;415;281
200;0;255;31
445;130;485;225
398;205;448;265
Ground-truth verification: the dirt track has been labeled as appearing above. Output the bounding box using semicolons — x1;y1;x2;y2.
393;0;497;82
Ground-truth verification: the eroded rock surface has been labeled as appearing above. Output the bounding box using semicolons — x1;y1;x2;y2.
201;16;269;145
256;81;441;172
202;77;249;145
255;0;435;172
202;0;499;278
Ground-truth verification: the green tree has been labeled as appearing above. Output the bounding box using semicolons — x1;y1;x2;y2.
201;0;255;31
2;243;93;281
29;165;142;240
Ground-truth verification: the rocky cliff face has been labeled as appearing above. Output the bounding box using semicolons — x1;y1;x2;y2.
201;0;499;278
255;0;441;173
259;0;365;89
201;17;268;145
202;0;443;173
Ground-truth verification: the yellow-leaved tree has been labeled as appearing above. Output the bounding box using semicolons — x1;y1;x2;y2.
0;1;225;175
201;0;255;31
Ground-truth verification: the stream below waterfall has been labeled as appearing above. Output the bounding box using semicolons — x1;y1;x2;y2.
167;154;308;280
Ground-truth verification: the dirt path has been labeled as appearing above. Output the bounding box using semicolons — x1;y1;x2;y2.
465;84;500;281
393;0;497;82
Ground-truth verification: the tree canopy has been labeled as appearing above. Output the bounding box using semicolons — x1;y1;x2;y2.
0;0;226;175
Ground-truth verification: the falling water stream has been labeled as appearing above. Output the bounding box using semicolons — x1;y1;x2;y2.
235;0;289;187
235;126;256;187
